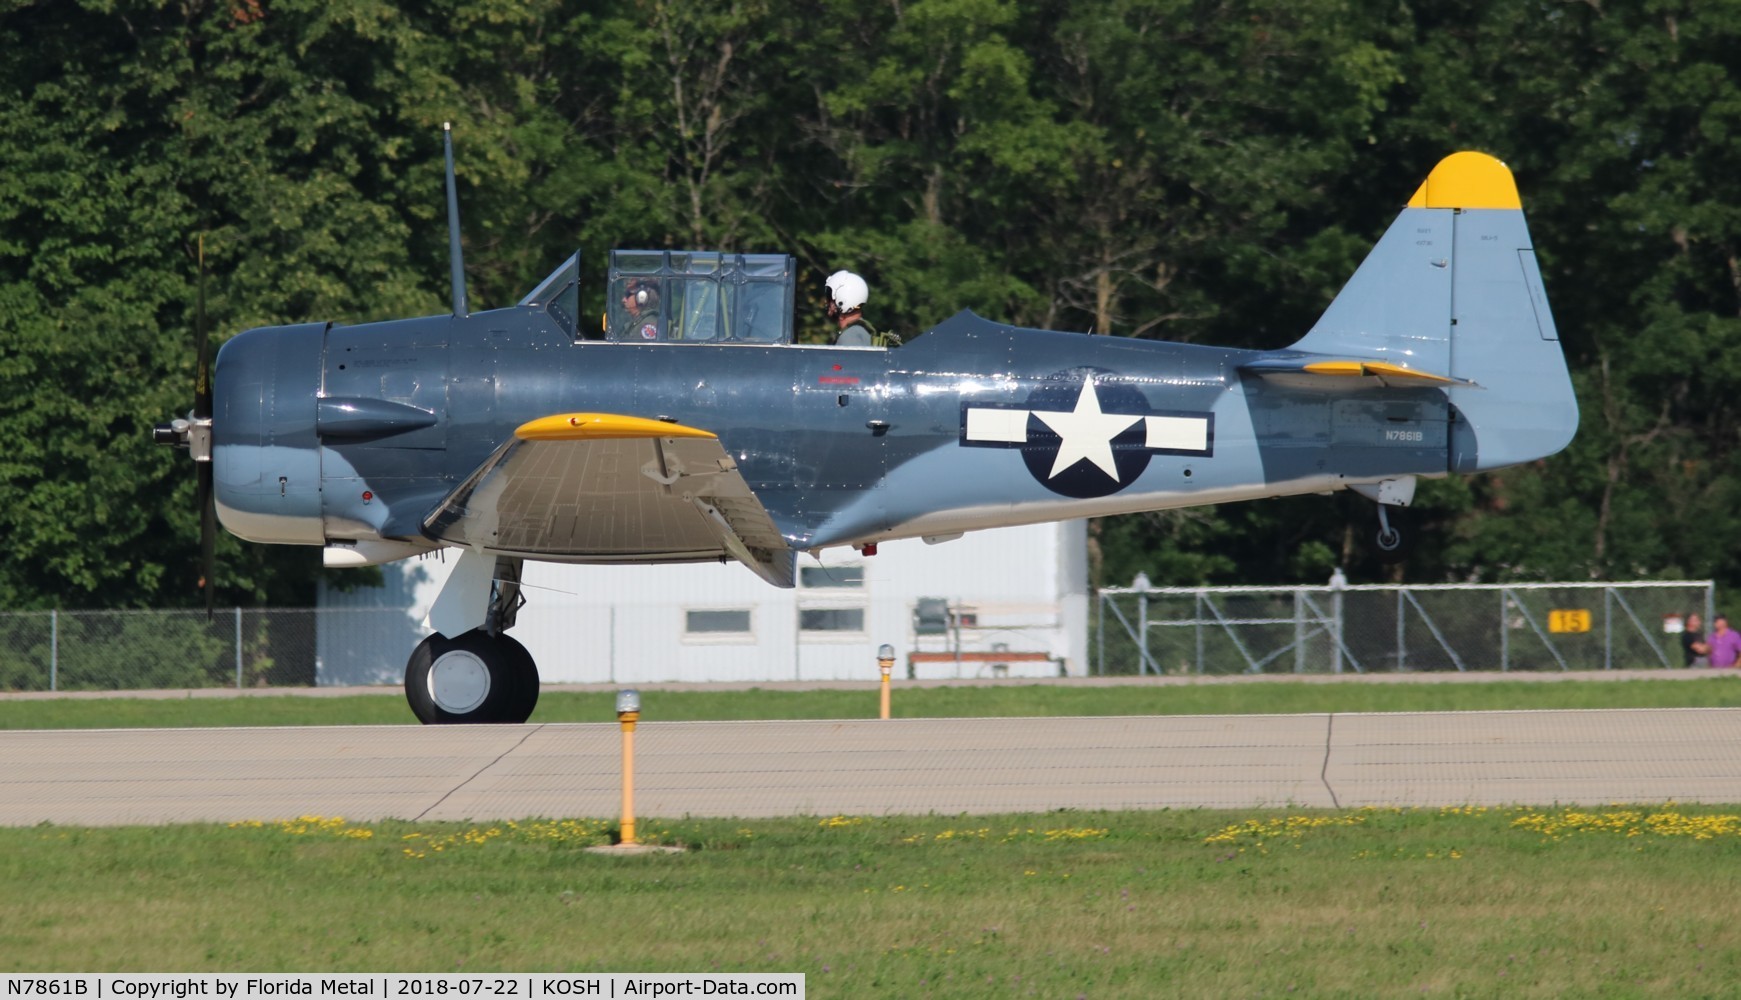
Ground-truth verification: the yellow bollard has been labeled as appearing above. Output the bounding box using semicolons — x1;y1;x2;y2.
878;643;895;720
616;689;641;845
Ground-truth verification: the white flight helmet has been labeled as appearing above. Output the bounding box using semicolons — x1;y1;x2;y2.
825;270;869;313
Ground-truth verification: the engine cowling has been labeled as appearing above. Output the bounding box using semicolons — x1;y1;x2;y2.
211;322;326;545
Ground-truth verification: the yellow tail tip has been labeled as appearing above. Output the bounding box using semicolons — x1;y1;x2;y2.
1407;151;1521;210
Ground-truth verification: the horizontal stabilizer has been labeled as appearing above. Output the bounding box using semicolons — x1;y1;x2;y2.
1240;355;1478;389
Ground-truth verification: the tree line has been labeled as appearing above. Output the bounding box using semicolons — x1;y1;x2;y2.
1;0;1737;609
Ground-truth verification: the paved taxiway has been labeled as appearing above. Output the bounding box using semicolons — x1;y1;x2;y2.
4;708;1740;825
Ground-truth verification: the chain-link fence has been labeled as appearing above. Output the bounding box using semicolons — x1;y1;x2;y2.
0;608;411;692
1095;581;1715;675
4;581;1716;689
0;603;1074;690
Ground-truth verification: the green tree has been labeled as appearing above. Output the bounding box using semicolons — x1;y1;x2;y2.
5;0;1741;613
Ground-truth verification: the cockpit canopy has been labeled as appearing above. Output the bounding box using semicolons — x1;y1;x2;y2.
521;249;796;345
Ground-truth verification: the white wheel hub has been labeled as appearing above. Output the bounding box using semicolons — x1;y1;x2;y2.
427;649;491;714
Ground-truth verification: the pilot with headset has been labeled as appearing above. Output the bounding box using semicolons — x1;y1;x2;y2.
617;278;662;341
825;270;899;347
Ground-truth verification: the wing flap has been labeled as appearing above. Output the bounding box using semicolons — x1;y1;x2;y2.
423;412;794;587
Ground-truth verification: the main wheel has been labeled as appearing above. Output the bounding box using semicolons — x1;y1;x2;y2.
404;630;540;724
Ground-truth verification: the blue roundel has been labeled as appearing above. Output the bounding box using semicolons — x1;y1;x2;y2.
1019;367;1153;498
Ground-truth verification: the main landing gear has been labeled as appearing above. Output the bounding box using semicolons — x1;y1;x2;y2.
404;556;541;724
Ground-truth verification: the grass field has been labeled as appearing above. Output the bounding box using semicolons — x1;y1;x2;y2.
5;806;1741;995
11;681;1741;992
6;674;1741;729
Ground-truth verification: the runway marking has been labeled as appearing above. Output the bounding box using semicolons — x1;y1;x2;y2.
1321;713;1341;809
413;722;546;821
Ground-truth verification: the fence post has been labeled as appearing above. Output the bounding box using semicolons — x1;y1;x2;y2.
1708;584;1717;646
1500;591;1510;672
235;607;243;689
1396;589;1406;672
1293;590;1305;674
951;603;962;678
1137;589;1149;677
1333;591;1344;674
49;609;57;692
1095;592;1104;676
1329;568;1347;674
1603;588;1612;671
1194;591;1205;674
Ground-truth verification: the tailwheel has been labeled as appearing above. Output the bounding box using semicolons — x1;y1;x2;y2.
1373;504;1414;564
404;630;540;724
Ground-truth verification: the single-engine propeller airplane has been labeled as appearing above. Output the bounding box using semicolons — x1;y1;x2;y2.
155;131;1577;724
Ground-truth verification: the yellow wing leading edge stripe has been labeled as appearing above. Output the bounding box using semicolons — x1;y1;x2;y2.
1406;151;1522;210
516;412;717;441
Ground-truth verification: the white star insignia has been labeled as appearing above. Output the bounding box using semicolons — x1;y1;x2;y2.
1033;378;1140;479
960;376;1212;488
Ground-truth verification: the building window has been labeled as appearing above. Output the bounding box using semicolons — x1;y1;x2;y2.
686;609;752;635
800;607;865;633
800;565;865;589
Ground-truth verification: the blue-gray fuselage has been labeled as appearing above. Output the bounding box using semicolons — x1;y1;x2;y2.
212;306;1450;559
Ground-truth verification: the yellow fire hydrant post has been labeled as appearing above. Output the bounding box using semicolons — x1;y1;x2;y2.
878;643;895;720
616;688;640;845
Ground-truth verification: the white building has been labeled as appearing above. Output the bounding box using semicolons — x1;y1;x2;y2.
317;521;1089;686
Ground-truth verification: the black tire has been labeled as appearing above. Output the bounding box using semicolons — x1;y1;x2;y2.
1373;509;1414;564
404;630;540;724
494;634;540;723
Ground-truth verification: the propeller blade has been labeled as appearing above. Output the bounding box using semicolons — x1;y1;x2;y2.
193;233;215;618
194;234;212;421
197;461;216;619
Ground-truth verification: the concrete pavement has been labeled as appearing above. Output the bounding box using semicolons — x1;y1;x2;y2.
3;707;1739;825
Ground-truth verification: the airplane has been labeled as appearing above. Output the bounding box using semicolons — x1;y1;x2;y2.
155;131;1578;724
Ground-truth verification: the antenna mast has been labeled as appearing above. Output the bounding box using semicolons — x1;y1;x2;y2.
443;122;468;317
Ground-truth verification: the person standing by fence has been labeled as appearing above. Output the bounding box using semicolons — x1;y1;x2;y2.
1683;612;1712;667
1708;614;1741;668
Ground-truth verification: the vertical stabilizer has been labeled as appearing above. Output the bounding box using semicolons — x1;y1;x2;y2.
1288;152;1577;472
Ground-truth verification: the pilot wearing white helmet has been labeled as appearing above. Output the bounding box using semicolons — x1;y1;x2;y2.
824;270;886;347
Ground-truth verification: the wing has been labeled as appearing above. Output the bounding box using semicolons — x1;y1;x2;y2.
1239;354;1478;390
423;412;795;588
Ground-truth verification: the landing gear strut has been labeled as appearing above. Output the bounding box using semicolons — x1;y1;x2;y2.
404;555;540;724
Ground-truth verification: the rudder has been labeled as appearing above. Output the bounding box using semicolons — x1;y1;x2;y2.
1289;152;1578;472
